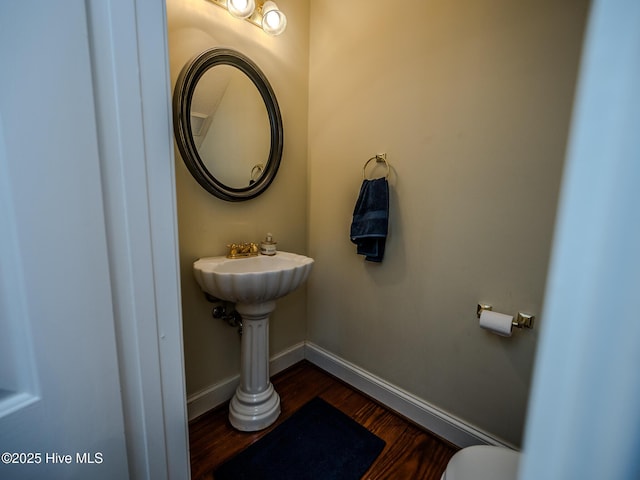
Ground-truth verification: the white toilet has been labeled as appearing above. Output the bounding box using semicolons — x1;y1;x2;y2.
441;445;520;480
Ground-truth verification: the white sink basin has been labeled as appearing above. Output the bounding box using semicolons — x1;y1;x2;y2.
193;251;314;305
193;250;314;432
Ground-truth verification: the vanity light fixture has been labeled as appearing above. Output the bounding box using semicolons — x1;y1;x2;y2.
261;1;287;35
227;0;255;19
208;0;287;36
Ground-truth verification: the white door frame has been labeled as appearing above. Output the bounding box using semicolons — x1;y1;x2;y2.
520;1;640;478
87;1;189;478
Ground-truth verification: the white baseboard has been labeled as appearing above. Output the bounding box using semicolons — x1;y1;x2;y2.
186;340;512;449
304;342;513;449
186;342;305;421
270;341;306;374
187;374;238;422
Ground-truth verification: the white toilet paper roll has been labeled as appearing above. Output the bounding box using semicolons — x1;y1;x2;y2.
479;310;514;337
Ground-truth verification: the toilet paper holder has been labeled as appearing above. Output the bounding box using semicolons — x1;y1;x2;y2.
476;303;534;329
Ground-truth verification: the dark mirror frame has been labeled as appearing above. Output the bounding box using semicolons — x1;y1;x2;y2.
173;47;283;202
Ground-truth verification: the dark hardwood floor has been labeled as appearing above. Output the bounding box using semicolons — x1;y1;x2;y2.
189;361;459;480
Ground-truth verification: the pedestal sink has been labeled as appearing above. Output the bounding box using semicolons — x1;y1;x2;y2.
193;251;314;431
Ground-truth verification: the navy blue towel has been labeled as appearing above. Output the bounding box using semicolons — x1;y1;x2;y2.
350;177;389;262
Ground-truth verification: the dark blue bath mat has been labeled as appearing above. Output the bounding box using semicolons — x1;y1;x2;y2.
214;397;386;480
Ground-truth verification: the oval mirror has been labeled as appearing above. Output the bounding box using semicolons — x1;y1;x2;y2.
173;48;283;201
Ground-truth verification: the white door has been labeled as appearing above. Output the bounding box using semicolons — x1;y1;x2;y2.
0;3;129;478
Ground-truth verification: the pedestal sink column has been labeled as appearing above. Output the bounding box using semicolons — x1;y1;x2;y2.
228;300;280;431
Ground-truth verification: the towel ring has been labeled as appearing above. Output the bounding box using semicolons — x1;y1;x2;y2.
362;154;390;180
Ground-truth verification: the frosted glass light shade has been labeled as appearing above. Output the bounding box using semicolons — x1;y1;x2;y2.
261;1;287;35
227;0;255;19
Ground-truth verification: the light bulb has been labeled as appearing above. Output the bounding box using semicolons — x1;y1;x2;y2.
261;1;287;35
227;0;255;19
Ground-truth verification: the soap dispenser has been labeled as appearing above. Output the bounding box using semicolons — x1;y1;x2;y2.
260;233;277;256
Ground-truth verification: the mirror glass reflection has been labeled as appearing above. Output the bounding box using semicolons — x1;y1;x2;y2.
173;47;283;202
190;65;270;189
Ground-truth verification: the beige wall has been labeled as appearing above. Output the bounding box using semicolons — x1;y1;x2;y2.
168;0;589;447
307;0;589;446
167;0;310;395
